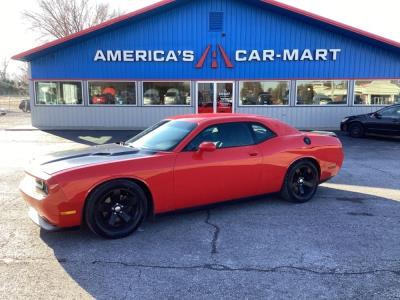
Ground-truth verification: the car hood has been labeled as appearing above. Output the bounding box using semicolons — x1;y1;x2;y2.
32;144;157;175
346;113;370;119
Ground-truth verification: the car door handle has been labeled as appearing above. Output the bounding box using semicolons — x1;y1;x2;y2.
248;152;259;157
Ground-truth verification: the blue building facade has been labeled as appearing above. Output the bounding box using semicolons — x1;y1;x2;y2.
14;0;400;129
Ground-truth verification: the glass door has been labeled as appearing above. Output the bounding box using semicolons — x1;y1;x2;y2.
197;82;234;113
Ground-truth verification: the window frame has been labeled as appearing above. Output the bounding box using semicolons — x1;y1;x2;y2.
377;105;400;119
238;80;291;107
182;121;275;152
295;80;349;107
248;122;277;144
87;80;138;107
142;81;192;107
353;79;400;107
34;80;84;106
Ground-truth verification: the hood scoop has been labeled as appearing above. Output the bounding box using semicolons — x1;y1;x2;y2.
40;148;141;166
91;149;140;156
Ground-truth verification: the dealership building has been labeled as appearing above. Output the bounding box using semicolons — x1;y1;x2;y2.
13;0;400;129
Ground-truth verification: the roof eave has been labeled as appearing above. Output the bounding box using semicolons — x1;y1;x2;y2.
12;0;400;62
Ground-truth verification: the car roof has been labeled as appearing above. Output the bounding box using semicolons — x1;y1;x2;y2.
167;113;261;122
166;113;299;135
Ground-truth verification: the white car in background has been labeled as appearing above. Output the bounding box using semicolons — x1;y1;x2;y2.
143;89;161;105
164;88;181;105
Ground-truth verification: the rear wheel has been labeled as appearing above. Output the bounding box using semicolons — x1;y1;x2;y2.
85;180;147;239
280;160;319;203
348;122;365;138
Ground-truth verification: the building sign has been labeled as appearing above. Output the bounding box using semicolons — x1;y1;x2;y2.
94;44;341;69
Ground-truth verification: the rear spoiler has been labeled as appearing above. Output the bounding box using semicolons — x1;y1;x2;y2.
302;130;337;137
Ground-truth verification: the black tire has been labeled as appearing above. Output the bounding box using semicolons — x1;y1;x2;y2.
85;179;147;239
348;122;365;138
280;160;319;203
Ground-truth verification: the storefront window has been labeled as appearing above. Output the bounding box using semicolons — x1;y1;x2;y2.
296;80;348;105
354;80;400;105
239;81;289;105
35;81;82;105
89;82;136;105
143;82;191;105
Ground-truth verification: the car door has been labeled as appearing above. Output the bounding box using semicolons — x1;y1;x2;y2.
367;106;400;135
390;106;400;135
173;122;263;209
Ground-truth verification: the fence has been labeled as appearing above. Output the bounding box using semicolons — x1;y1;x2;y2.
0;95;29;113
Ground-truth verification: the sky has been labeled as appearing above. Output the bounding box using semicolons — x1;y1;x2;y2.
2;0;400;76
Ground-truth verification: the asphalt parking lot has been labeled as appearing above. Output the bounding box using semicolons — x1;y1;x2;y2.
0;124;400;299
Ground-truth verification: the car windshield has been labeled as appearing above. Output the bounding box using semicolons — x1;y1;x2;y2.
126;120;197;151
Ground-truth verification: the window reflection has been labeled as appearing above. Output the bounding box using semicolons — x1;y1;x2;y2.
297;80;348;105
239;81;289;105
89;82;136;105
354;80;400;105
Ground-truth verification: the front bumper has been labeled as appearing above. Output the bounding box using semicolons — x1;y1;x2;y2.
19;174;82;228
28;206;59;231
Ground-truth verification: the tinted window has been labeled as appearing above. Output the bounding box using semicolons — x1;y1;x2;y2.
379;106;400;118
185;122;254;151
250;123;276;143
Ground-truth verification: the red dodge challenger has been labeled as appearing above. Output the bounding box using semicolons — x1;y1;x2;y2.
20;114;344;238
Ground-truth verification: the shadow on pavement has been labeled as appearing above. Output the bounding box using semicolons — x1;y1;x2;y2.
40;186;400;299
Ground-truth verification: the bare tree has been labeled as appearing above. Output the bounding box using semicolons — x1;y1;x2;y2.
23;0;121;40
0;58;9;81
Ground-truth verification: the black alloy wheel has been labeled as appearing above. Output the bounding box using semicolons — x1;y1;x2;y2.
280;160;319;203
85;180;147;239
348;122;365;138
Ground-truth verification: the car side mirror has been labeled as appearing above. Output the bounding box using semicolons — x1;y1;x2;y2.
198;142;216;153
374;112;382;119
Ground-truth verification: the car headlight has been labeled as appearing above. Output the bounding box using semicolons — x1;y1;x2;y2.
35;178;49;195
341;117;349;123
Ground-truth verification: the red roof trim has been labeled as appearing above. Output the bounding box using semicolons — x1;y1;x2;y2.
13;0;400;61
261;0;400;48
12;0;176;61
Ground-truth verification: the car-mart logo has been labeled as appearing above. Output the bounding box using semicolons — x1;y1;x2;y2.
195;44;234;69
94;46;341;68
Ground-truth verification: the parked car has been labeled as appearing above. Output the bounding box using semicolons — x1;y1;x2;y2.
143;89;161;105
20;114;344;239
91;95;107;104
242;95;257;105
0;108;6;116
164;88;182;105
19;99;31;112
341;104;400;137
257;92;273;105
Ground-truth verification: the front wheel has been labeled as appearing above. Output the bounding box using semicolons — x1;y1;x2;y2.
280;160;319;203
85;180;147;239
348;123;365;138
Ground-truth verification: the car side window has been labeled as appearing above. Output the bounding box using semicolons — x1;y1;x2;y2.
184;122;255;151
185;126;220;151
395;107;400;119
250;123;276;143
380;107;400;118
